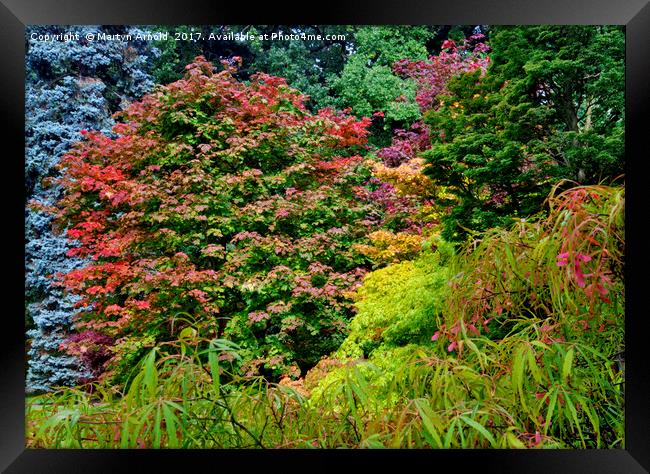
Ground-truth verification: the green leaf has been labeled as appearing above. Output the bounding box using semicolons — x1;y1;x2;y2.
506;432;526;449
562;348;574;385
544;389;558;436
562;389;585;447
208;344;220;394
526;347;544;385
580;399;601;447
120;416;131;449
414;399;442;448
162;402;180;448
130;403;155;448
153;404;162;448
460;414;496;448
512;346;528;411
443;417;459;448
361;433;385;448
143;349;159;400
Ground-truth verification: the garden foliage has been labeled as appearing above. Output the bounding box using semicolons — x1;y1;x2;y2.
434;184;624;356
27;183;624;449
26;25;626;451
337;241;453;359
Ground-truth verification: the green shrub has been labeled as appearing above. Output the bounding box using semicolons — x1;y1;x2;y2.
337;239;453;359
435;184;624;359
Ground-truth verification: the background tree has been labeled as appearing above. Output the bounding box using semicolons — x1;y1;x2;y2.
25;25;156;392
330;26;438;145
148;25;462;144
489;25;624;183
246;25;354;111
421;25;624;241
149;25;354;111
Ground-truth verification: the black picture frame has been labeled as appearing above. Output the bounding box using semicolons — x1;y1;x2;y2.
3;1;648;472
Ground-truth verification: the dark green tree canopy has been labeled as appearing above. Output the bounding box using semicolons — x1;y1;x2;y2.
422;25;624;241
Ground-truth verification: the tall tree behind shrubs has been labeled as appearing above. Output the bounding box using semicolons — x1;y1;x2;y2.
421;26;624;241
52;57;403;383
25;26;156;391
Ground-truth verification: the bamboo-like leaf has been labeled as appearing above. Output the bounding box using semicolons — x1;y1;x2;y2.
127;371;145;407
504;244;522;279
443;417;458;448
361;433;385;448
344;374;357;418
130;404;155;448
162;402;180;448
206;338;242;361
544;389;558;436
460;415;496;448
562;389;585;447
580;399;601;447
143;349;159;400
350;367;370;408
530;340;551;351
464;337;489;369
119;416;131;449
414;399;442;448
512;346;528;411
153;404;162;449
208;343;220;394
506;432;527;449
562;348;574;385
526;346;544;385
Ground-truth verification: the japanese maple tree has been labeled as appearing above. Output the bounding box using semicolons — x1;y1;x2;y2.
53;57;382;382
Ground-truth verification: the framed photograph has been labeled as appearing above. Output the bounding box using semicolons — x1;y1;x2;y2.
3;0;648;472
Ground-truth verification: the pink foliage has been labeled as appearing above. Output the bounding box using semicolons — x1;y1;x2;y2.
393;35;490;113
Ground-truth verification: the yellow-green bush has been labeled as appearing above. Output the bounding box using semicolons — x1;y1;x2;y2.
337;239;453;359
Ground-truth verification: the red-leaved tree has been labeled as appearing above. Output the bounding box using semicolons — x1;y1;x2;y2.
52;57;391;383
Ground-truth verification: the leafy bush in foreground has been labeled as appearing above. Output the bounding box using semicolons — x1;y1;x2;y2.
28;184;624;449
435;183;624;356
27;330;623;448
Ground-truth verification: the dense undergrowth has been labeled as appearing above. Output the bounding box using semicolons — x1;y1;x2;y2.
27;184;624;449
